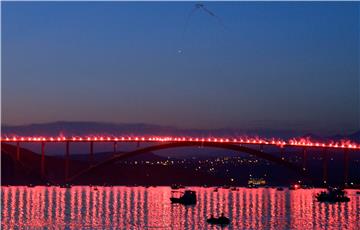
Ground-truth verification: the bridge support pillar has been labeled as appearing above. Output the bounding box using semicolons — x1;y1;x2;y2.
41;142;45;178
322;148;328;186
302;147;307;171
65;141;70;182
16;142;20;161
90;141;94;166
113;142;117;156
343;149;349;187
280;147;285;161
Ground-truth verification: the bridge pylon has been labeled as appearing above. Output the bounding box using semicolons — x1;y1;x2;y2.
343;149;349;187
65;141;70;182
322;148;328;186
16;142;20;161
302;147;307;171
41;142;45;178
113;142;117;156
89;141;94;166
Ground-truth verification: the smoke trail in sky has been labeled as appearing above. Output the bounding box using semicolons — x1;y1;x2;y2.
195;3;227;30
178;3;226;53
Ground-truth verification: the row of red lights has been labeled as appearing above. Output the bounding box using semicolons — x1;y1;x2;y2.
1;136;359;149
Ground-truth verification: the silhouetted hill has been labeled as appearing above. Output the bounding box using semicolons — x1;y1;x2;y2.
347;130;360;141
330;130;360;142
69;151;168;162
1;143;225;186
2;142;359;186
1;121;330;139
1;143;89;185
1;121;176;137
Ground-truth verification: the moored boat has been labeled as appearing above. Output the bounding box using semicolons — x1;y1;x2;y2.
170;190;196;205
171;184;184;190
207;213;230;226
316;188;350;203
59;184;71;188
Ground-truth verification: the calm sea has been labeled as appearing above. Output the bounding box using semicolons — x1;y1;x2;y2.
1;186;359;229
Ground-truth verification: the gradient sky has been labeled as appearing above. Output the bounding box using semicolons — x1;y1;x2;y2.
2;2;359;135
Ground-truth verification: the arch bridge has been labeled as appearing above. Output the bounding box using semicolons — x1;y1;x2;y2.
1;135;358;185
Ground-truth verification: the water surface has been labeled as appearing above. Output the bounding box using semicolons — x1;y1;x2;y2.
1;186;359;229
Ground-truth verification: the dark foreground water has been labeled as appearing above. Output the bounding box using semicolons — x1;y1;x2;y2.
1;186;359;229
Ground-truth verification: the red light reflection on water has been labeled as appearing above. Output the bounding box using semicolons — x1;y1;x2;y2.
1;187;359;229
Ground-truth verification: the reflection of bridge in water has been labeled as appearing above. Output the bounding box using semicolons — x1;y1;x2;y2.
1;136;359;185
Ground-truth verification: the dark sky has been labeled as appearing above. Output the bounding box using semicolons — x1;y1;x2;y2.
2;2;359;135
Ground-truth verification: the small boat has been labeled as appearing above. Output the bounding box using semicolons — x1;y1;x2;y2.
59;184;71;188
171;184;181;190
356;191;360;195
170;190;196;205
207;213;230;226
301;185;311;189
276;187;284;191
316;188;350;203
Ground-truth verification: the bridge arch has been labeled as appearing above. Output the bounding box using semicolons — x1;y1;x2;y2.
69;142;307;183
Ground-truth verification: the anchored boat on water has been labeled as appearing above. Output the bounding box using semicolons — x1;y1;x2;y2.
207;213;230;226
170;190;197;205
171;184;185;190
316;188;350;203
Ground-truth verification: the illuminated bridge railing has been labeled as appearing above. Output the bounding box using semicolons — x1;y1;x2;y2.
1;136;359;150
1;135;358;185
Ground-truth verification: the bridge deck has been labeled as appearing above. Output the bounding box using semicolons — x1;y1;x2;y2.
1;136;359;150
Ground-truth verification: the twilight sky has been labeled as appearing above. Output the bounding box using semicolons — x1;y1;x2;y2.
2;2;359;135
